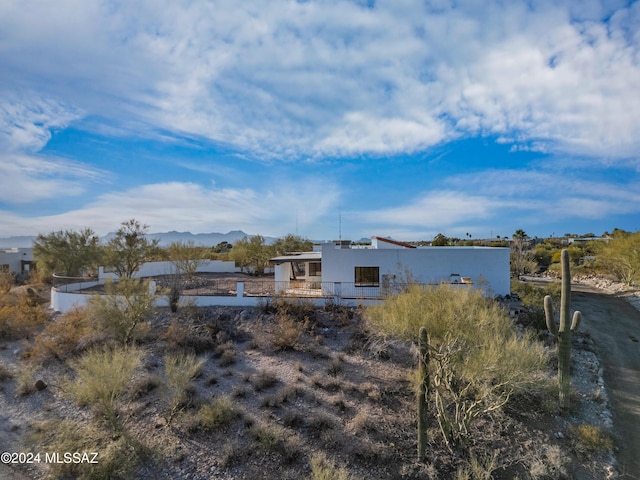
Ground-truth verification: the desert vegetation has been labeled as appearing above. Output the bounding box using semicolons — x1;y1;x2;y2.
0;271;617;479
1;220;632;478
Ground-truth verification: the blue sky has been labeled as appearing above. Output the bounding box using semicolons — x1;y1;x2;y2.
1;0;639;242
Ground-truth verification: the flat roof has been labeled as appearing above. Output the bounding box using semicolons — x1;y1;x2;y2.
269;252;322;265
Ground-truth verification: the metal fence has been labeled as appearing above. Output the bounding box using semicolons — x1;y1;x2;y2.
53;276;461;300
52;274;100;293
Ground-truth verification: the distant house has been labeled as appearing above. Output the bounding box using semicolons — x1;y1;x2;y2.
271;236;510;298
0;248;34;276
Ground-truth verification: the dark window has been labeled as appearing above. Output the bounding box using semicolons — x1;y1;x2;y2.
355;266;379;287
309;262;322;276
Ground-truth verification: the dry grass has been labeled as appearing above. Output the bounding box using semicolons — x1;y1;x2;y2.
308;452;352;480
569;424;614;453
0;292;48;339
367;285;549;446
250;369;279;392
27;417;149;480
26;307;92;364
66;345;144;430
198;395;241;430
161;351;204;425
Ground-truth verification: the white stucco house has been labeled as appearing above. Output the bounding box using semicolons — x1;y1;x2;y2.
271;236;510;298
0;248;34;276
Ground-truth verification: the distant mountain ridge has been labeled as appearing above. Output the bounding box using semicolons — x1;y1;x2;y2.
0;230;275;248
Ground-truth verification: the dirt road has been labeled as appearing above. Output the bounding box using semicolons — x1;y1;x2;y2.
572;286;640;479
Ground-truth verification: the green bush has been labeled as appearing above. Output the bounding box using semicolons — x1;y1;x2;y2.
198;395;240;430
67;346;144;430
511;279;561;330
367;285;549;445
161;351;204;425
86;278;155;345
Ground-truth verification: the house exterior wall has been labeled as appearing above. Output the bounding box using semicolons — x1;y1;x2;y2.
320;243;510;296
0;248;33;274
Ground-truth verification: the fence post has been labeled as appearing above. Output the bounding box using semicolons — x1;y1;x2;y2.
334;282;342;302
237;281;245;297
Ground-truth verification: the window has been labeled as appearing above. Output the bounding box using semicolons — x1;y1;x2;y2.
355;266;379;287
309;262;322;276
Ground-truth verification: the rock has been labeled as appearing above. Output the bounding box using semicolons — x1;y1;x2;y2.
34;379;47;391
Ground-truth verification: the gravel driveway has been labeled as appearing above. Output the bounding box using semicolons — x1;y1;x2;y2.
572;285;640;479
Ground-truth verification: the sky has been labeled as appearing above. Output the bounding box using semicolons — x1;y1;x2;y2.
1;0;639;243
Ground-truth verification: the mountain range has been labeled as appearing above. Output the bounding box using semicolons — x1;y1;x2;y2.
0;230;271;249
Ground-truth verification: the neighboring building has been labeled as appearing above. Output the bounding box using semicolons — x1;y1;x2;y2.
271;237;510;298
0;248;34;276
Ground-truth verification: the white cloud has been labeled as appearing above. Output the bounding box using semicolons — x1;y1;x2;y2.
0;93;81;153
0;180;341;237
356;167;640;236
1;0;638;160
0;153;109;203
358;191;499;228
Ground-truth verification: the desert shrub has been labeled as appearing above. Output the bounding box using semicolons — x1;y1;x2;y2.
26;307;91;364
250;421;303;464
455;451;499;480
308;452;352;480
326;357;343;377
367;284;549;445
368;285;548;391
0;292;48;339
0;361;12;381
270;312;310;351
251;422;288;451
86;278;155;345
271;294;317;322
163;315;217;354
161;351;204;425
511;279;561;329
569;424;613;453
27;417;148;480
15;362;44;396
198;395;240;430
214;340;236;366
529;444;568;479
0;270;15;293
348;408;378;435
66;345;144;430
250;369;278;392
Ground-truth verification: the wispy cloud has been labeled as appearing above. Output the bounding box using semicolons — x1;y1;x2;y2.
1;1;638;160
0;179;341;237
357;166;640;236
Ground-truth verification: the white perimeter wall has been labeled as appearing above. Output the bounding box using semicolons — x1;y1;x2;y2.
51;281;379;313
321;244;510;296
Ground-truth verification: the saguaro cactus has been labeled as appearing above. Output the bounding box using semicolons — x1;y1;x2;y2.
544;249;582;412
417;326;430;460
